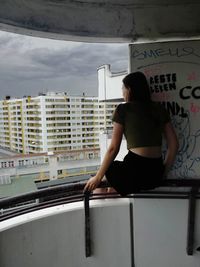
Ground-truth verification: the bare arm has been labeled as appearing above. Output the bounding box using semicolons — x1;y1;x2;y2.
84;122;124;192
163;122;179;177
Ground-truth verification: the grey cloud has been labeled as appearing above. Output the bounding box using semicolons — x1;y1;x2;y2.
0;31;128;99
28;43;128;76
0;34;11;47
0;31;28;50
31;43;120;63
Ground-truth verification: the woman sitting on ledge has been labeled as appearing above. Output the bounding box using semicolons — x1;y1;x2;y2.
84;71;179;196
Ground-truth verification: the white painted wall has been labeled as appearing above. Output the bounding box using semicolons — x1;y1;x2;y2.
1;197;200;267
99;132;128;162
132;198;200;266
40;97;48;153
97;65;127;101
0;199;132;267
98;64;128;161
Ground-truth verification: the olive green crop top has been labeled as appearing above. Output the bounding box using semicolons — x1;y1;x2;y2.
112;101;170;149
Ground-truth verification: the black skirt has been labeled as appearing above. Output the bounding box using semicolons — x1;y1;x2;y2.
105;150;164;196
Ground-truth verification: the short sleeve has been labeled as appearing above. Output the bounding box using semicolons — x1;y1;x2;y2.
112;104;125;125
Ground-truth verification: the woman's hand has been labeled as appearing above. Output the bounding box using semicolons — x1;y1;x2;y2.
83;175;102;193
83;122;123;193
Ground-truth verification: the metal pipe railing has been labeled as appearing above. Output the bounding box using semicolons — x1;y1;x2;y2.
0;178;200;210
0;178;200;257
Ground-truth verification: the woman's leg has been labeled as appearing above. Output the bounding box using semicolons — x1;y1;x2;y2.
92;176;118;195
107;187;118;193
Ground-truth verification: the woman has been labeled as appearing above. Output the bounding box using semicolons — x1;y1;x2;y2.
84;71;179;196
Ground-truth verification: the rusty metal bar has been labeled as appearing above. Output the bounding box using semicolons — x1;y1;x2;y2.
186;187;198;256
84;191;91;257
0;181;86;209
0;178;200;209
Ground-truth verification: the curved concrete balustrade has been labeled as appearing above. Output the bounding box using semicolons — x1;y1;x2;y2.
1;1;200;42
0;199;132;267
133;197;200;266
0;196;200;267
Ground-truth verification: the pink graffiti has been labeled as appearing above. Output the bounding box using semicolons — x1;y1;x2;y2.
190;102;200;113
187;71;197;81
151;92;171;101
143;66;162;78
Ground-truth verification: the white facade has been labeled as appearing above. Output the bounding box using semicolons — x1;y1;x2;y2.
0;149;100;184
98;65;128;161
0;93;120;154
1;197;200;267
98;64;127;101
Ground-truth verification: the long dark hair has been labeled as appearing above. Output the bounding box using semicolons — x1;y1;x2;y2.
122;71;151;102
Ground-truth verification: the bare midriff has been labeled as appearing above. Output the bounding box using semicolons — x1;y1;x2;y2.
129;146;162;158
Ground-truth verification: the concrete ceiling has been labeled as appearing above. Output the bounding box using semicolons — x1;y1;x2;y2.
0;0;200;43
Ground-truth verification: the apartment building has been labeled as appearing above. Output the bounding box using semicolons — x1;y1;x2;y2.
0;148;100;197
97;64;128;161
0;92;120;154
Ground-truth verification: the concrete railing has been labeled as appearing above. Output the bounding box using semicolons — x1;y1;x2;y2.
0;179;200;267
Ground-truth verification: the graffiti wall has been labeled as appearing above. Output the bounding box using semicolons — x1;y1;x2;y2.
129;41;200;178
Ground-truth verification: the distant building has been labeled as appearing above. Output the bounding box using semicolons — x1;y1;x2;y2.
97;64;127;101
0;92;120;154
0;65;127;197
0;148;100;197
97;64;128;161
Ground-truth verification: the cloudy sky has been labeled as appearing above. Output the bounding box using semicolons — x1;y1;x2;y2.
0;30;129;99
